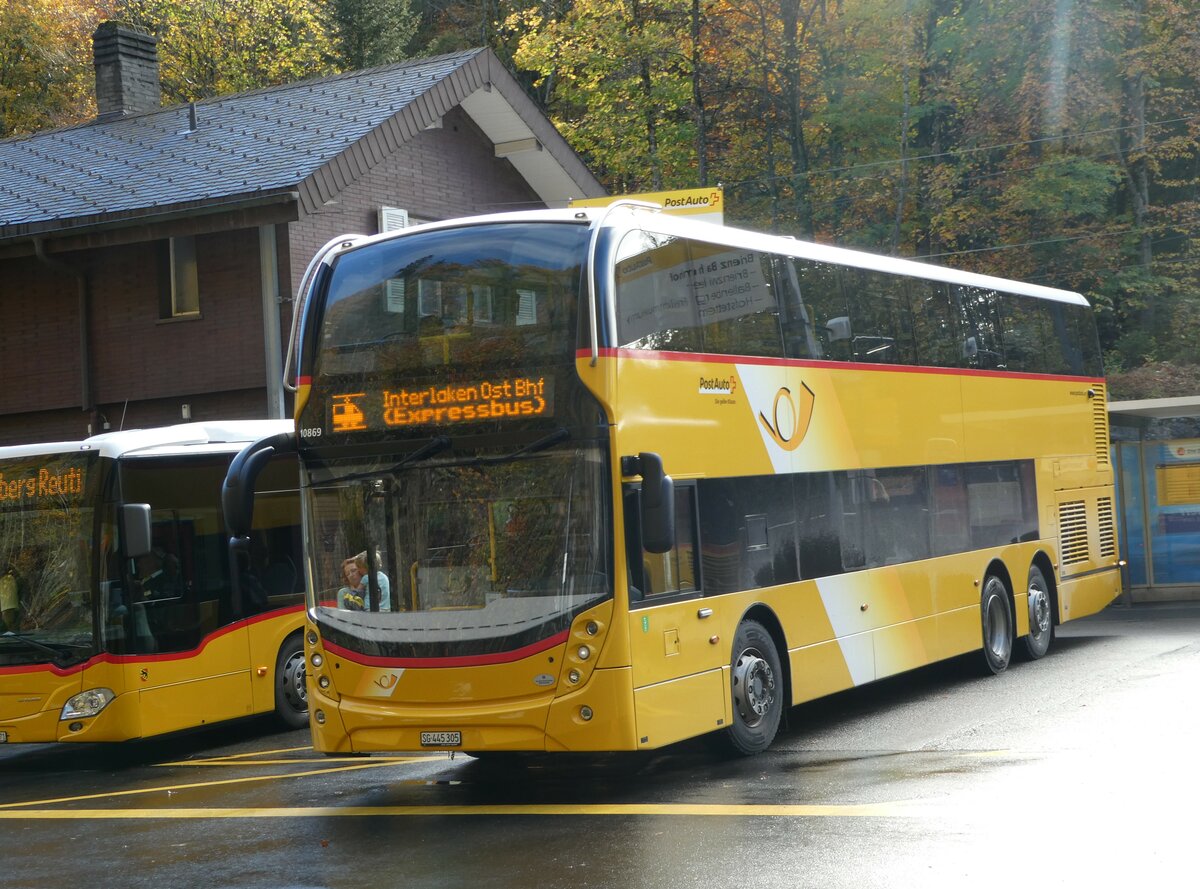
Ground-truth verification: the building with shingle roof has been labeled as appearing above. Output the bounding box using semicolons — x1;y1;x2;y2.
0;23;604;444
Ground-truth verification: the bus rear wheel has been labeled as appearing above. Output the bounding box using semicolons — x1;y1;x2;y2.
723;619;783;756
980;575;1013;675
274;634;309;730
1021;565;1054;660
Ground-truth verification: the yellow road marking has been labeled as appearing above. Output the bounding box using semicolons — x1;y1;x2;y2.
177;745;314;762
0;802;930;819
0;758;413;810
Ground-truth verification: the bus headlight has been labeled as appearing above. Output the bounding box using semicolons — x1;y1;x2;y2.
61;688;115;720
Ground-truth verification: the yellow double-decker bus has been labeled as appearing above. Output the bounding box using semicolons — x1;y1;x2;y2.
0;421;306;744
226;205;1119;756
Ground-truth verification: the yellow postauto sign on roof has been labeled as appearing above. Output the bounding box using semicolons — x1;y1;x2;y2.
570;187;724;224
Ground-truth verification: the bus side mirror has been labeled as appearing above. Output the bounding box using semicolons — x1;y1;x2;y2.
122;503;153;559
222;431;296;618
825;316;851;342
638;452;675;554
222;431;298;541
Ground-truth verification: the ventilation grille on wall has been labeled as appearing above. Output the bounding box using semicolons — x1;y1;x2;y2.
1092;383;1110;466
1098;496;1116;559
1059;500;1090;566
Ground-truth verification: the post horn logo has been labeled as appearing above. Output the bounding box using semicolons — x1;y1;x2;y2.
374;673;400;691
758;383;816;452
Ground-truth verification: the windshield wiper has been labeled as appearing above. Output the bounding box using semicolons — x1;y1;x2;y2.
338;429;569;487
393;435;452;470
0;632;86;667
467;428;571;466
338;435;453;484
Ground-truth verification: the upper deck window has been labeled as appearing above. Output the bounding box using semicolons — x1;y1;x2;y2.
614;231;783;357
613;230;1102;377
316;223;589;381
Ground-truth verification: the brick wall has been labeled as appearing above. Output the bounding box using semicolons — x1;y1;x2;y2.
0;255;84;417
0;389;269;446
0;229;273;446
89;231;266;402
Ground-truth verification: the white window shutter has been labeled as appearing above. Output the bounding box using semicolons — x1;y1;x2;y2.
380;207;409;312
379;206;409;232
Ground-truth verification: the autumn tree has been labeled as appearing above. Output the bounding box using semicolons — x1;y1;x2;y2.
114;0;337;102
0;1;117;137
328;0;418;69
511;0;694;192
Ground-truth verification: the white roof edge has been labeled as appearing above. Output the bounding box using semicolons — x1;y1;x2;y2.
0;420;293;461
329;206;1088;306
609;210;1088;306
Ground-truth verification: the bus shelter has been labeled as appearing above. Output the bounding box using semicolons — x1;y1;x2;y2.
1109;396;1200;602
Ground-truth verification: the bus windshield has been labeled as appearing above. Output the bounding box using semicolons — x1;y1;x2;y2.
316;221;589;383
0;452;98;667
307;445;610;660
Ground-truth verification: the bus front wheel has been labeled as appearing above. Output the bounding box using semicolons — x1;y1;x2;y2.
724;619;783;755
1021;565;1054;660
980;575;1013;675
274;634;309;730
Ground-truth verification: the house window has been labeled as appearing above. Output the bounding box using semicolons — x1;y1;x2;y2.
161;236;199;318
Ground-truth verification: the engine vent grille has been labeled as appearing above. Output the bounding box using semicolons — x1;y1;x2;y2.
1092;384;1110;466
1059;500;1090;566
1098;496;1116;559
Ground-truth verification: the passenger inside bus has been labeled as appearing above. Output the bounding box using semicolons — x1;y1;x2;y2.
137;548;183;599
338;551;391;611
1;557;20;630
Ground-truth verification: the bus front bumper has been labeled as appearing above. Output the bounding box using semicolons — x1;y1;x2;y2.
310;666;637;754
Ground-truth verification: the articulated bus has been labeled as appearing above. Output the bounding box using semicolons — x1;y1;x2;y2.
0;421;306;744
225;205;1119;756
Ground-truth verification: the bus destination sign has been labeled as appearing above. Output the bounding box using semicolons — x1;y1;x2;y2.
0;463;86;508
330;375;554;433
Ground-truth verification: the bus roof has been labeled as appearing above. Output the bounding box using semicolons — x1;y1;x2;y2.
337;206;1089;307
0;420;293;461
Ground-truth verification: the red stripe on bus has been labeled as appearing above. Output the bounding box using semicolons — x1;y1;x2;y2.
0;604;304;676
577;347;1104;384
321;629;570;668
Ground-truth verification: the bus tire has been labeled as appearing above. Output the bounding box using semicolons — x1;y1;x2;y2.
723;619;783;756
980;575;1013;675
274;634;309;730
1021;565;1054;660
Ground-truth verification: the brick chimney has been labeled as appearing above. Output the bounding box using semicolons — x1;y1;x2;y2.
92;22;161;120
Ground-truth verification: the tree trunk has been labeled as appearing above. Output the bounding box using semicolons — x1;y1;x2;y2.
780;0;815;237
692;0;709;186
1119;0;1153;328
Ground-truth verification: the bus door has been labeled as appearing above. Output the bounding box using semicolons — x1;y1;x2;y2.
119;459;255;736
625;478;730;747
